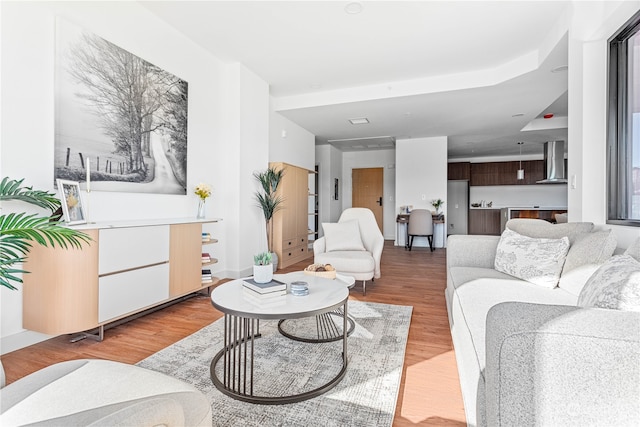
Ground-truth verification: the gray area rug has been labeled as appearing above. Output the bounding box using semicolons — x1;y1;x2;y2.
137;300;412;427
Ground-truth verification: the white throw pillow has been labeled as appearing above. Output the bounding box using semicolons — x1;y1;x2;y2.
577;255;640;311
322;220;366;252
494;229;570;288
562;229;617;274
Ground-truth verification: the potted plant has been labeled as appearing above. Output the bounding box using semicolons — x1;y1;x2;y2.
0;177;91;290
253;251;273;283
253;166;284;272
431;198;445;216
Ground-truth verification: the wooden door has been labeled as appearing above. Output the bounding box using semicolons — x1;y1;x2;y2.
352;167;383;231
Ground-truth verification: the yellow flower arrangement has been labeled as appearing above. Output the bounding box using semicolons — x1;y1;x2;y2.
194;183;212;200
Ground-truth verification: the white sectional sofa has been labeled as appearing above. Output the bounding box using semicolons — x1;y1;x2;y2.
0;359;212;426
446;219;640;426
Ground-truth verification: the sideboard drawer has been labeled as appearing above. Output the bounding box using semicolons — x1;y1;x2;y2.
99;226;169;274
98;263;169;322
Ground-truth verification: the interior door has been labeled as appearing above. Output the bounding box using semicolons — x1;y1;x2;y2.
352;167;383;232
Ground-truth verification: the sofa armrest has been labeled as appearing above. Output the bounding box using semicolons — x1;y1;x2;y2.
485;302;640;426
313;237;326;256
446;235;500;269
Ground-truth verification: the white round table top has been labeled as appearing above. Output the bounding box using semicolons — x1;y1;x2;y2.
210;271;350;319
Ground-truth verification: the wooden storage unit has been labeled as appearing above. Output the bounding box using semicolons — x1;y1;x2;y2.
22;218;220;337
271;162;314;269
448;162;471;180
468;209;501;235
470;160;544;186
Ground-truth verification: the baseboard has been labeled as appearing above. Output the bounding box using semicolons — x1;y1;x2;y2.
1;330;54;355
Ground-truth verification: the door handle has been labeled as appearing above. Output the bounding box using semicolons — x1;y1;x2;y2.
377;196;383;206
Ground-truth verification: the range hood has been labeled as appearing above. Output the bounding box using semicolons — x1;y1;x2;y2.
537;141;568;184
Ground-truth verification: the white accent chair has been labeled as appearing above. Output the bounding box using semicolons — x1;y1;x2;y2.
313;208;384;295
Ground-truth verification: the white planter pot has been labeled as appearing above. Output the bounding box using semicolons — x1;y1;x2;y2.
253;264;273;283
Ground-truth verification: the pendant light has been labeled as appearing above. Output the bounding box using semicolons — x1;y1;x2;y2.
517;141;525;180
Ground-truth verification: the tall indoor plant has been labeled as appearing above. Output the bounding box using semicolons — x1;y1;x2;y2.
253;166;284;271
0;177;91;290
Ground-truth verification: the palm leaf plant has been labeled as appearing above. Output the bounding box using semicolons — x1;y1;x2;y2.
253;166;284;253
0;177;91;290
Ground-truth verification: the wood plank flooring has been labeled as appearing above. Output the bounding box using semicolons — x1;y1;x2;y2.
0;241;466;426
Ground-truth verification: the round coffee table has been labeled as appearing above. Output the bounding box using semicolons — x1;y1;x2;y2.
209;272;349;404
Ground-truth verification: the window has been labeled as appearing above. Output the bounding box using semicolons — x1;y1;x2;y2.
608;10;640;225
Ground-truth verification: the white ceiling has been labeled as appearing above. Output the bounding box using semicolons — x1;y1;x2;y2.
143;1;571;159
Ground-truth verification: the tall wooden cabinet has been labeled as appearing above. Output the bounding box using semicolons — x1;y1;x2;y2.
22;218;220;337
271;162;314;269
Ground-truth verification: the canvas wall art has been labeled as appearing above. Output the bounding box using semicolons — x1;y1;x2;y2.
54;19;188;194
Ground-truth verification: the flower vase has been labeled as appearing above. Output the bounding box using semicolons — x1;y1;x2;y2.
197;199;206;219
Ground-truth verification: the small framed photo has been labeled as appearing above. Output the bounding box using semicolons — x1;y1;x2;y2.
56;179;86;225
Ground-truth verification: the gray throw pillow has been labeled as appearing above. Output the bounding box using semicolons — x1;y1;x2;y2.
578;255;640;311
562;229;617;274
624;237;640;262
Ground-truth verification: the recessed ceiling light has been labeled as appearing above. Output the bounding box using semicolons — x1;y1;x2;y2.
344;2;363;14
349;117;369;125
551;65;568;73
512;113;524;117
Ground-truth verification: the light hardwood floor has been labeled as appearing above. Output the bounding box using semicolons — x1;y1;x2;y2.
0;241;466;426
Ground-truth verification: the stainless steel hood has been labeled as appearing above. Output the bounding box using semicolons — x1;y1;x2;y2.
537;141;568;184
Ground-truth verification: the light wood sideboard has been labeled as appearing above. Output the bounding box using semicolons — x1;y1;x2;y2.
22;218;220;339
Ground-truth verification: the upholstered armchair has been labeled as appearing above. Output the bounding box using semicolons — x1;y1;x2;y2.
313;208;384;294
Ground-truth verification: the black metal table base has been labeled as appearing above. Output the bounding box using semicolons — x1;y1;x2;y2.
210;303;348;404
277;309;355;343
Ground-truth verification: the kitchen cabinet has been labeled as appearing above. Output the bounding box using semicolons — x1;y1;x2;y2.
469;209;501;235
470;160;544;186
448;162;470;180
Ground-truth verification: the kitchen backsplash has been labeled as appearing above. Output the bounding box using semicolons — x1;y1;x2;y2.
469;184;568;208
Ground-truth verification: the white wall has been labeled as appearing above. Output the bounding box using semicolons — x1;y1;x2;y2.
341;149;396;239
567;0;640;247
470;184;568;208
269;108;315;171
0;2;272;351
396;137;448;247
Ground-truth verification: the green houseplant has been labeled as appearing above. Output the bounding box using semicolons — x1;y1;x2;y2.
253;166;284;271
431;198;445;214
0;177;91;290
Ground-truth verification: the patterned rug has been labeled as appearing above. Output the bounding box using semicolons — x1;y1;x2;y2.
137;300;412;427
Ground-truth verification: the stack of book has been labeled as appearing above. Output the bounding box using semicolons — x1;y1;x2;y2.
202;252;211;264
202;268;213;284
202;232;211;243
242;278;287;304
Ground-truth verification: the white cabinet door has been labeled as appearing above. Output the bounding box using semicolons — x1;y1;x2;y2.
99;264;170;322
99;226;169;275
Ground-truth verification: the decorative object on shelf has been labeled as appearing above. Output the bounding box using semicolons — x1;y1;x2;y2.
194;182;211;219
517;141;525;180
471;202;481;208
253;166;284;272
431;198;445;214
56;179;87;225
253;252;273;283
0;177;91;290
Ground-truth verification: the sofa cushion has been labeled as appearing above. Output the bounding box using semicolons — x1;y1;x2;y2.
562;230;617;274
506;219;593;244
494;229;570;288
557;263;601;297
448;266;517;290
624;237;640;262
322;220;366;252
578;255;640;311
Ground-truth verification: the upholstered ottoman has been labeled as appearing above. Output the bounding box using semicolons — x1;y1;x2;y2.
0;359;212;426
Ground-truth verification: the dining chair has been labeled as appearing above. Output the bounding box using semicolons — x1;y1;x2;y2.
408;209;434;251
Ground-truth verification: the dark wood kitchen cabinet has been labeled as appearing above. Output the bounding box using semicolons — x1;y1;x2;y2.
469;209;501;235
470;160;544;186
